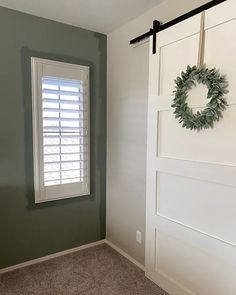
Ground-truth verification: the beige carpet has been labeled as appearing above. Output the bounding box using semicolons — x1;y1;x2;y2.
0;243;168;295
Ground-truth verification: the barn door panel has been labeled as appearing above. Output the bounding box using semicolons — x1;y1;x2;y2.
146;1;236;294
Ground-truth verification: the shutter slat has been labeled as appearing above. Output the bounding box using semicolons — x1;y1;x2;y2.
44;134;87;138
43;98;86;105
44;152;88;156
44;159;88;164
43;78;83;87
45;175;89;182
43;126;87;130
43;89;84;96
43;108;87;113
44;168;88;173
44;144;86;147
43;117;87;122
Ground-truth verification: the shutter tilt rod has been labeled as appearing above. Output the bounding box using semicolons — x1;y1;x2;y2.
130;0;227;54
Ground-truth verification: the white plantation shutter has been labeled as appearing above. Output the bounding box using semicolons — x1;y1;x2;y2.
31;58;90;203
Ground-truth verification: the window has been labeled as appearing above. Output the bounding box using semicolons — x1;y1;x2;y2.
31;58;90;203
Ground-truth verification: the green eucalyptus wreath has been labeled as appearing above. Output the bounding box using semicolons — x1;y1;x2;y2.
172;65;228;131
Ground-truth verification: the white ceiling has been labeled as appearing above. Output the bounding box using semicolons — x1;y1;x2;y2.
0;0;164;34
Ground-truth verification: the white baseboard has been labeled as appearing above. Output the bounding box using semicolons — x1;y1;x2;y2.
146;271;193;295
105;239;145;271
0;240;105;275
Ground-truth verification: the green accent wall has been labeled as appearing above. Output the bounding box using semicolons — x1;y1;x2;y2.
0;7;106;269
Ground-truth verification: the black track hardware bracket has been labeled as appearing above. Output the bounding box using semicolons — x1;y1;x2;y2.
130;0;227;54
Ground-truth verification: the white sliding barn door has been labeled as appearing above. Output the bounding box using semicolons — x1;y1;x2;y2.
146;1;236;294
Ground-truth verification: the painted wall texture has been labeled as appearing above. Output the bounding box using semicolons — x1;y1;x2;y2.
0;7;106;269
107;0;209;265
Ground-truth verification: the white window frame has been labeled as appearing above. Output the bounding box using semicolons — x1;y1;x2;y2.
31;57;90;203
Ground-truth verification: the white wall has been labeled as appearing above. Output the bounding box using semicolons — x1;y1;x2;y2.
107;0;209;265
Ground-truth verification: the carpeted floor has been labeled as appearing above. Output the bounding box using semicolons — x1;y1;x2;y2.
0;243;168;295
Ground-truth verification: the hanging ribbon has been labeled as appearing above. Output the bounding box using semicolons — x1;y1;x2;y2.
197;12;205;67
